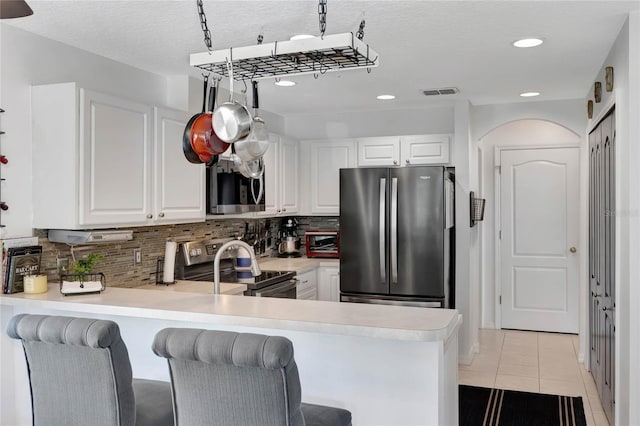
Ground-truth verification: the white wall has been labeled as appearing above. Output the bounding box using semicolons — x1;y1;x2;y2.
454;100;480;364
627;12;640;426
284;105;454;140
586;13;639;426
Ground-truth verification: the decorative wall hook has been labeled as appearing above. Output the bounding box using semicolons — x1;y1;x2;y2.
594;82;602;103
587;100;594;119
605;66;614;92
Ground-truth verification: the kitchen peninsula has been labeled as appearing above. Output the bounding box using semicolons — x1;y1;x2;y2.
0;286;461;426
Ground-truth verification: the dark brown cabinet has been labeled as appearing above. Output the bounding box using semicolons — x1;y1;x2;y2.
588;108;615;425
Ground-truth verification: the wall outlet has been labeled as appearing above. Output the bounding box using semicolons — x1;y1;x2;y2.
133;248;142;264
56;257;69;274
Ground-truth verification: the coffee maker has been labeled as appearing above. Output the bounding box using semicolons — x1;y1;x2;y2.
277;217;301;258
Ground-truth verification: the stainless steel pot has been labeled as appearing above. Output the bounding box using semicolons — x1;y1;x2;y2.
278;237;300;255
234;81;269;162
212;63;252;143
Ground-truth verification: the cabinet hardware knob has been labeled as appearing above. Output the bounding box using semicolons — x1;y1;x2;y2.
282;208;286;212
159;213;165;218
569;247;577;253
393;161;397;165
146;213;153;219
0;202;8;211
406;159;410;164
0;156;8;165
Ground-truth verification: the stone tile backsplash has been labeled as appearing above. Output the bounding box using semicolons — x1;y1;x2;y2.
36;216;338;288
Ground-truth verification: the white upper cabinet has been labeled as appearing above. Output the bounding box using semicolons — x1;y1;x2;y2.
279;137;299;214
400;134;450;165
154;107;206;223
306;140;356;215
258;134;299;217
357;134;451;167
357;137;401;166
32;83;205;229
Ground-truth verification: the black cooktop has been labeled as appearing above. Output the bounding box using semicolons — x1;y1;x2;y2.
180;265;295;291
222;270;295;290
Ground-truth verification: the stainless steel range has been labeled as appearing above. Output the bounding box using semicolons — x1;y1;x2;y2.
173;238;297;298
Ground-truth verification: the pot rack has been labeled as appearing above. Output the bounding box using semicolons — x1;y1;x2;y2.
190;32;379;81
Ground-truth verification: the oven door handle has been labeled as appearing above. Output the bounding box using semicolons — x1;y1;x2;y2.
254;279;298;297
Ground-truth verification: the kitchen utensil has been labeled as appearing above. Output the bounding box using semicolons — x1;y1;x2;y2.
182;76;208;164
278;237;301;255
191;84;224;163
234;81;269;162
212;62;252;143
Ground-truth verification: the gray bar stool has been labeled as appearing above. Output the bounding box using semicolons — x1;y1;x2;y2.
7;314;174;426
152;328;352;426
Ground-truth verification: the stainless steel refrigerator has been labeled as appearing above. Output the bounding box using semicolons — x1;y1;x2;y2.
339;166;454;308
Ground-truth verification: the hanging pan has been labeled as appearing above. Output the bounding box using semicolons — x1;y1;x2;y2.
234;80;269;162
182;76;209;164
191;80;230;162
212;61;253;143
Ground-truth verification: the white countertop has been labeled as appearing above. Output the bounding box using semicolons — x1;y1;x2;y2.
258;256;338;273
0;285;461;343
136;280;246;295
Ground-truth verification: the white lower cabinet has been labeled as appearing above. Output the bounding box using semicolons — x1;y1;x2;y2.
32;83;205;229
317;265;340;302
295;269;317;300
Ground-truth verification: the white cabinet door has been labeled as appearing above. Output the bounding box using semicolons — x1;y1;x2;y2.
317;266;340;302
310;140;356;215
296;269;317;300
279;137;299;215
258;134;280;216
257;134;298;217
357;137;400;167
79;89;153;226
154;107;205;223
400;134;450;165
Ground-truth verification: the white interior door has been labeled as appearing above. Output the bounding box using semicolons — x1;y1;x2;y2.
500;147;580;333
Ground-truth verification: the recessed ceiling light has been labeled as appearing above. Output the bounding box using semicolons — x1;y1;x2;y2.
520;91;540;97
513;38;544;48
377;95;395;100
290;34;315;41
275;80;296;87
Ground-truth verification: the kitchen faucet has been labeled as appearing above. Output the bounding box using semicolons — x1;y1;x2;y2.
213;240;261;294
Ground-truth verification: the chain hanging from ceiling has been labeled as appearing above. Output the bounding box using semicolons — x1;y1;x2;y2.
318;0;327;38
196;0;213;51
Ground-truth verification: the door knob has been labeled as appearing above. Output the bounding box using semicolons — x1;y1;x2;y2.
569;247;577;253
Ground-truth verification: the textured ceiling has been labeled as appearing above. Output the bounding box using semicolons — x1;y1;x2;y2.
6;0;640;115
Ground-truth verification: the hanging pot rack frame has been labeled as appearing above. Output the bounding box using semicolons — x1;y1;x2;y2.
190;32;379;80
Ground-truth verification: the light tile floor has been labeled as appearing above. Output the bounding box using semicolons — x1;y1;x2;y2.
459;329;609;426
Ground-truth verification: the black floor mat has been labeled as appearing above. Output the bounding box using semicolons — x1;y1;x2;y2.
459;385;587;426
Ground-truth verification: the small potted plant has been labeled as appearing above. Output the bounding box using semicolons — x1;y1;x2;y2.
60;253;106;295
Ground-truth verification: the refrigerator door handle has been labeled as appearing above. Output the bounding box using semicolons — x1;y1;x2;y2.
391;177;398;284
379;178;386;282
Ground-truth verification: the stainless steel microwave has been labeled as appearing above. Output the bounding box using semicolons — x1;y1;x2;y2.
206;159;265;214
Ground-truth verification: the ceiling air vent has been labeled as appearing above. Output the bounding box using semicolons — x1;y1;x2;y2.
422;87;459;96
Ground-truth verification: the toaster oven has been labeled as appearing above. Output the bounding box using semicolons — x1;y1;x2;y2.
305;230;340;258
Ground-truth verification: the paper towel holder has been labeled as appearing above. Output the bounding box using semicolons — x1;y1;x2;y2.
155;257;176;285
